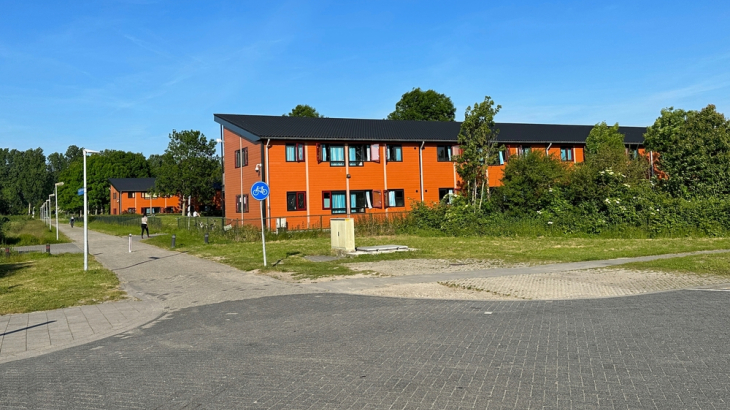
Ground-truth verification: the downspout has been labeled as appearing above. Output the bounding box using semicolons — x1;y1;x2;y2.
265;139;271;230
649;151;654;178
345;143;350;217
220;124;225;218
305;142;310;227
239;136;243;222
419;141;425;202
382;144;388;214
546;143;552;157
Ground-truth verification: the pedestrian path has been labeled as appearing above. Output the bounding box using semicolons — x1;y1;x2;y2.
0;224;312;363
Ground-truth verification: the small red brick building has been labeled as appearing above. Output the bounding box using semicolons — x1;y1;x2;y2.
109;178;181;215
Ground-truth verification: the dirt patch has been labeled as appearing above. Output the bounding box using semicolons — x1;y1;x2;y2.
345;258;528;277
354;268;730;300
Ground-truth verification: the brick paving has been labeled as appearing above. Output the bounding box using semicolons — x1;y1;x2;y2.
1;291;729;409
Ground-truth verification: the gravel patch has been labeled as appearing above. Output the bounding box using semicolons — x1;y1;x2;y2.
346;258;528;276
449;268;728;300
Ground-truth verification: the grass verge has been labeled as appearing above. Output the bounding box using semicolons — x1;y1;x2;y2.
1;217;71;246
618;251;730;276
0;252;126;315
142;230;730;280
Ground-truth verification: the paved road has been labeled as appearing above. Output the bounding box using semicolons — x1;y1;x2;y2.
1;291;729;409
2;226;730;408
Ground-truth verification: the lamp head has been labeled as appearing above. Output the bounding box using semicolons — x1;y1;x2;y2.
55;182;65;186
83;149;100;154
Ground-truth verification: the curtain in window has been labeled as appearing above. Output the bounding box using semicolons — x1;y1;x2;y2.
330;146;344;162
332;193;346;212
297;144;304;161
499;151;504;165
388;190;396;207
349;146;357;162
395;147;402;161
366;191;372;208
286;145;296;161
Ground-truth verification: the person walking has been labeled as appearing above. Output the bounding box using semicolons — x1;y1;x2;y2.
141;214;149;238
70;215;75;228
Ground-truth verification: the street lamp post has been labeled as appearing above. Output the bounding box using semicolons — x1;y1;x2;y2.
48;195;54;231
83;149;100;271
55;182;64;240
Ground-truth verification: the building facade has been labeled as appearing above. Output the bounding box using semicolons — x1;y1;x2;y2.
214;114;647;229
109;178;181;215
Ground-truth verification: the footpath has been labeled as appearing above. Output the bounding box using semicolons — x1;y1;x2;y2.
0;224;312;364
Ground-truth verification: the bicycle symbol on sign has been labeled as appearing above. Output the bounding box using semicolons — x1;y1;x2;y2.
252;185;268;197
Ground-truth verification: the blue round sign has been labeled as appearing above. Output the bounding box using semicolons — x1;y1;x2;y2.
251;181;270;201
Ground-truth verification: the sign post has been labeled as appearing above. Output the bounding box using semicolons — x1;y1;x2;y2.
250;181;270;266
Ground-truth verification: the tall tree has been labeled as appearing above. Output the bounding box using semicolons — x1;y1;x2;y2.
455;96;501;208
285;104;322;118
154;130;220;215
0;148;51;213
57;150;151;213
387;88;456;121
644;104;730;198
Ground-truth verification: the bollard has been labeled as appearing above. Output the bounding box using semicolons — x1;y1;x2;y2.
171;234;176;248
46;244;51;254
128;234;132;253
204;232;209;244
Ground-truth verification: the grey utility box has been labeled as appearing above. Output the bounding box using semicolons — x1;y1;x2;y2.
331;218;355;254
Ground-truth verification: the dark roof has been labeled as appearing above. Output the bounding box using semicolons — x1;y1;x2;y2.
214;114;647;145
109;178;156;192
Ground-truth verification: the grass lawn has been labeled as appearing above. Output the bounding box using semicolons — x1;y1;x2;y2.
2;217;71;246
619;251;730;276
0;252;126;315
140;229;730;280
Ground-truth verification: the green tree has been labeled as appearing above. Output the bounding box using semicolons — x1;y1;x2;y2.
0;148;51;213
154;130;220;215
148;154;165;177
500;151;569;214
454;96;501;208
57;150;151;214
644;104;730;198
285;104;322;118
387;88;456;121
566;122;650;206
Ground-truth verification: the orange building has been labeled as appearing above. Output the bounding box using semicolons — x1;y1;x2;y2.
213;115;647;229
109;178;181;215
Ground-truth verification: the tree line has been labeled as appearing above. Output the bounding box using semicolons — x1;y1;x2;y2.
0;130;221;216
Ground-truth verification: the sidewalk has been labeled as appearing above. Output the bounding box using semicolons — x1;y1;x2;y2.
0;224;312;363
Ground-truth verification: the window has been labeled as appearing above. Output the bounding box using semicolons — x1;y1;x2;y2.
439;188;455;204
127;192;135;198
323;191;347;214
126;208;136;214
385;189;405;208
437;145;452;162
235;194;249;213
235;148;248;168
386;145;403;162
560;147;573;162
348;145;371;166
329;145;345;167
627;147;639;159
286;144;305;162
113;192;117;199
287;191;307;211
350;191;373;213
519;146;531;156
142;192;158;199
323;191;373;214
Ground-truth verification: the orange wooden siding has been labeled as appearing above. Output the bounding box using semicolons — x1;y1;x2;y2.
110;186;180;215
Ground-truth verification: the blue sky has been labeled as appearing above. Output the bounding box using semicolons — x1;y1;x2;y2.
1;0;729;157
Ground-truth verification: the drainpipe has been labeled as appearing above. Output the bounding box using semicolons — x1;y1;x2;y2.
265;139;271;230
239;136;243;220
345;143;350;217
546;143;552;157
419;141;425;202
